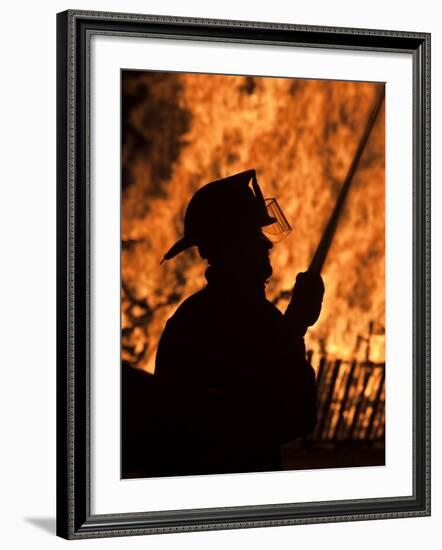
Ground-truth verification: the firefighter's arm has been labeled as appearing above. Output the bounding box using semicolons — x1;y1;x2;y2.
272;333;317;442
284;271;325;336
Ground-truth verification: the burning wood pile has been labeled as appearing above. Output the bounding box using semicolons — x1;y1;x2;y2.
308;325;385;443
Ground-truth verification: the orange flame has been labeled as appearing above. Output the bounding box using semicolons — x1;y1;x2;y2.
121;72;385;374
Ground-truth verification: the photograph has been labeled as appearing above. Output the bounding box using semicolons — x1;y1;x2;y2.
0;0;438;547
120;70;386;479
55;9;430;539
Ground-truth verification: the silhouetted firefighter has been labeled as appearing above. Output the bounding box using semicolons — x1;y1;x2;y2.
122;169;324;477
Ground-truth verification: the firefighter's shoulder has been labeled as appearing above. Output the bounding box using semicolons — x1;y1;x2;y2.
165;288;209;326
262;297;285;321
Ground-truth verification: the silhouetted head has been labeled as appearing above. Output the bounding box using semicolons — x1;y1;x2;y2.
201;226;274;288
161;169;290;288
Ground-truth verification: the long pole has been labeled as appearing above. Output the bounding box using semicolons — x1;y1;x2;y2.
308;85;385;274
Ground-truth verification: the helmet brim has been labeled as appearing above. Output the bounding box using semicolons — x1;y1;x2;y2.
160;237;193;263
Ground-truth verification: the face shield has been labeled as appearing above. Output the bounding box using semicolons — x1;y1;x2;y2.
262;197;292;242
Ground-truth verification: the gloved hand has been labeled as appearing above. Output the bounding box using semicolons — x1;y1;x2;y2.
284;271;325;335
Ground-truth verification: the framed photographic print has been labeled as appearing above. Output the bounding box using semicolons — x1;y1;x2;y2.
56;10;431;539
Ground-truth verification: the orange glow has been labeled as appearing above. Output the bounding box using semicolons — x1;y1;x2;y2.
121;72;385;378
